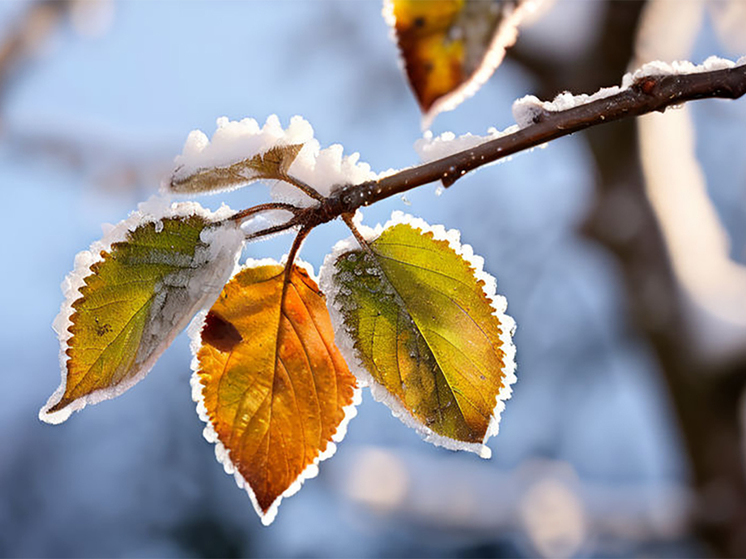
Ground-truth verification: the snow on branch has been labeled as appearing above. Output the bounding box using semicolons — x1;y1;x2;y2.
414;56;746;165
375;56;746;203
160;57;746;247
513;55;746;127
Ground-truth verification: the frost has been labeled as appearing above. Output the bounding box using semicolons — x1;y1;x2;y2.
40;200;244;425
188;257;361;526
415;126;519;163
383;0;544;130
512;86;623;127
167;115;379;207
417;56;746;160
621;55;744;88
513;55;746;127
319;211;517;459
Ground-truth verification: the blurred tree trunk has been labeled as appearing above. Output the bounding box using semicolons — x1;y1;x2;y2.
510;1;746;555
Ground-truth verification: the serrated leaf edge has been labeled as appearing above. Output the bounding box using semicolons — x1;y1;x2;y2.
40;200;243;425
319;210;516;459
188;256;361;525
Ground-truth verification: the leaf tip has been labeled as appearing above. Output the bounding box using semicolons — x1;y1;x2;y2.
38;379;96;424
38;400;73;425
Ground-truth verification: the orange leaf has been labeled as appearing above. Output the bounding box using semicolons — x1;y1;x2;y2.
191;261;358;524
386;0;538;126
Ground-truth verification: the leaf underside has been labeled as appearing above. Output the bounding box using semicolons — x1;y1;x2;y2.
390;0;524;116
332;221;511;446
195;263;357;519
169;143;303;194
42;212;241;421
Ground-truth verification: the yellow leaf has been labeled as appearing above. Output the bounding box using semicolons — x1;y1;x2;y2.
322;213;516;458
192;261;358;524
40;203;244;424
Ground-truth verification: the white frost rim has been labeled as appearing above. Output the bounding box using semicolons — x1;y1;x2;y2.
319;210;517;459
40;198;242;425
384;0;542;130
188;256;361;526
165;115;380;209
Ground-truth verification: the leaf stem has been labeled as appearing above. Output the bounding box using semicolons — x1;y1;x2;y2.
229;202;300;224
341;213;370;250
281;225;311;295
280;173;325;202
243;218;301;242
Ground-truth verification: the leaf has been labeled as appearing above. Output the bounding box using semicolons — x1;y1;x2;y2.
386;0;537;127
191;261;359;524
40;203;245;424
321;213;515;458
169;143;304;195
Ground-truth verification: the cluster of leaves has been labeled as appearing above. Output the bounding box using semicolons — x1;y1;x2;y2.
40;147;516;523
40;0;536;524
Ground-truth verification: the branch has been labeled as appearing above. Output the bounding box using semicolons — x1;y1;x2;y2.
275;63;746;234
223;63;746;268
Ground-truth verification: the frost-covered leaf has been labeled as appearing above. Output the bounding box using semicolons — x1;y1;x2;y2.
167;115;379;207
169;143;303;195
40;202;245;424
191;260;359;525
385;0;539;127
321;212;515;458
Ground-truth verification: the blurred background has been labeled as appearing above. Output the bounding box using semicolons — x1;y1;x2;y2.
1;1;745;557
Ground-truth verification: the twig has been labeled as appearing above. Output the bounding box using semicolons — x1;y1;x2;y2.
280;225;312;302
361;64;746;202
280;173;325;202
228;202;300;224
341;213;369;249
249;63;746;240
243;218;301;242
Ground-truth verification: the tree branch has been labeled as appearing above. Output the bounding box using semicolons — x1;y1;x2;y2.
279;63;746;233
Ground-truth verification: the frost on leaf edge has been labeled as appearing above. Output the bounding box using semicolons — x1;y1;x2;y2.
383;0;542;130
319;211;517;459
188;256;361;526
166;114;379;208
40;199;244;425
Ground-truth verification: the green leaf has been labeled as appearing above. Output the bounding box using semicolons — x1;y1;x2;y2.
321;212;515;457
168;143;304;195
40;202;245;424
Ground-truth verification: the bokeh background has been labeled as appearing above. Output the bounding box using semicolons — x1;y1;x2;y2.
1;1;745;557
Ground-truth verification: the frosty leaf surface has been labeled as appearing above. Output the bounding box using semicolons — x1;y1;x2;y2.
167;116;379;208
192;262;358;524
386;0;537;126
169;143;303;194
40;204;244;424
324;215;515;457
